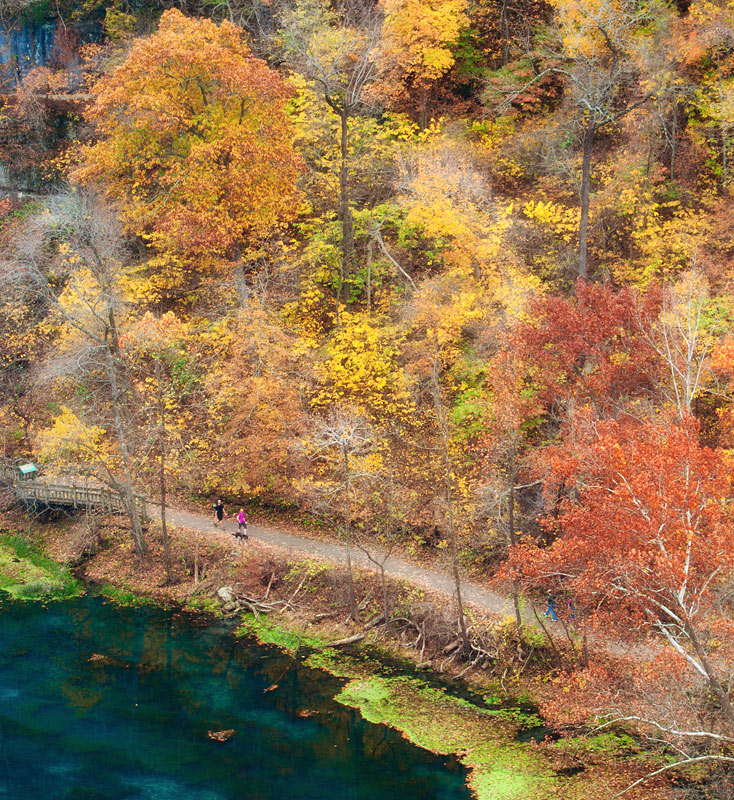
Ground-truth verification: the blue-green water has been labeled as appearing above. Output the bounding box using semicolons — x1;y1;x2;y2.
0;595;471;800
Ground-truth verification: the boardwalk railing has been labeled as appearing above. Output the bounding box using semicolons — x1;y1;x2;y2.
2;468;146;521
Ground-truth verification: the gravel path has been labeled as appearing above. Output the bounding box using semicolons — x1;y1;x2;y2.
153;503;519;619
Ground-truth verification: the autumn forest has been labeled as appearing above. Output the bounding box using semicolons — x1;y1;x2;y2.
2;0;734;796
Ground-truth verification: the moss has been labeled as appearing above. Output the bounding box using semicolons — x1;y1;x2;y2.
0;534;83;600
305;647;379;678
97;583;155;607
552;731;639;757
485;706;544;729
185;595;222;616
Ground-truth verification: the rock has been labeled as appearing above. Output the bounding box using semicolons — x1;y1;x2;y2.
217;586;235;603
222;601;237;613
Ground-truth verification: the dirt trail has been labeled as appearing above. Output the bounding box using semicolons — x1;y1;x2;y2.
154;504;651;659
153;503;520;619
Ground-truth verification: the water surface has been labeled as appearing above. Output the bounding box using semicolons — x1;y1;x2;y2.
0;595;471;800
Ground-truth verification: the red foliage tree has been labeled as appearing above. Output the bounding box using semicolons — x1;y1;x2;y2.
509;412;734;734
514;280;662;416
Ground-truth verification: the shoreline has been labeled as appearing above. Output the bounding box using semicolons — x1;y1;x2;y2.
0;511;671;800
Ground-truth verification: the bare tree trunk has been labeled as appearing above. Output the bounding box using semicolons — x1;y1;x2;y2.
683;618;734;732
431;338;469;654
339;108;354;305
578;122;595;281
343;448;357;615
366;239;373;314
419;86;430;130
670;104;677;183
104;347;144;562
719;61;729;189
379;564;391;634
158;448;173;584
156;363;173;585
500;0;510;67
508;483;523;634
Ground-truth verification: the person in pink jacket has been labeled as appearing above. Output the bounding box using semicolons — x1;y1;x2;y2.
236;508;248;541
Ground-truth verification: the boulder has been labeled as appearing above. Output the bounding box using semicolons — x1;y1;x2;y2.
217;586;235;604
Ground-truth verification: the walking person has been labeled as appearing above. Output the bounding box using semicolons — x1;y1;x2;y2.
236;508;248;542
544;591;557;622
213;499;226;528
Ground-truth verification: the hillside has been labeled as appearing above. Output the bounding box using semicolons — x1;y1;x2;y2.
2;1;734;796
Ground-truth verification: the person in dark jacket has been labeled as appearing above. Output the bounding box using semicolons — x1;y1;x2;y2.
213;499;225;528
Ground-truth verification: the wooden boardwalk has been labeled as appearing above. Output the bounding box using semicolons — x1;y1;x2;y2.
1;467;146;519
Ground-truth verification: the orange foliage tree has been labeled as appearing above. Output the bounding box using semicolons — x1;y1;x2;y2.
78;9;302;284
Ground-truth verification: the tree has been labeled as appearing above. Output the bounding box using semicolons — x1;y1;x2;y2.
479;343;547;636
281;0;384;303
123;311;202;584
679;0;734;189
214;300;309;504
379;0;469;125
78;9;302;295
510;413;734;739
5;192;146;560
405;274;487;655
512;279;662;417
489;1;664;278
0;67;70;190
640;271;716;418
303;407;378;615
427;330;470;654
550;0;666;279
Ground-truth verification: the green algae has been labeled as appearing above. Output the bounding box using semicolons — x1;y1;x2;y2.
238;625;561;799
235;613;326;653
97;582;157;607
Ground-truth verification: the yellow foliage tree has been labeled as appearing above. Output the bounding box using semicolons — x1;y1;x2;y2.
36;406;108;467
78;9;302;296
380;0;469;84
378;0;469;122
313;312;414;422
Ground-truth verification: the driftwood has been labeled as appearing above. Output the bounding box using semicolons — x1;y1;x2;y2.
222;596;292;617
264;571;275;600
363;613;385;631
310;610;341;622
215;584;294;618
280;573;308;612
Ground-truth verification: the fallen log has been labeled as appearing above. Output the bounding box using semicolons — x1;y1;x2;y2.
319;632;367;648
363;613;385;631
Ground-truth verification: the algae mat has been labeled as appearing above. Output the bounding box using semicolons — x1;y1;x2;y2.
334;674;557;800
